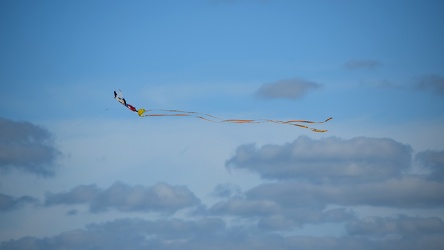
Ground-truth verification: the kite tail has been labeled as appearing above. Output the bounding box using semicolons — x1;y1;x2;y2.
136;108;331;132
114;90;331;132
137;109;222;123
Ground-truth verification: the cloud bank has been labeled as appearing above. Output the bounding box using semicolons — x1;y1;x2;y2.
45;182;200;213
3;136;444;249
224;137;444;213
2;216;444;250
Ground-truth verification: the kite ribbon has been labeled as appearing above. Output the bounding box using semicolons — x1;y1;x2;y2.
136;108;331;132
114;90;331;132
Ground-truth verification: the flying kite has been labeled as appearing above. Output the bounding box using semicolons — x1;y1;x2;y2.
114;90;332;132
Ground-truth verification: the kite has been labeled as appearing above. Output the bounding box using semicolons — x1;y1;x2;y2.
114;90;332;132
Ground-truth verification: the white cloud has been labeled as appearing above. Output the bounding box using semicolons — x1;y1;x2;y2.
227;136;412;183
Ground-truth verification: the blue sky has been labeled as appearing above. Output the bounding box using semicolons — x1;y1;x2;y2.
1;0;444;249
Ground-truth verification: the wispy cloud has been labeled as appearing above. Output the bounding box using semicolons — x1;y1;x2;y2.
0;118;61;176
256;78;322;100
370;79;404;90
415;74;444;96
344;59;382;70
209;0;269;5
211;183;242;198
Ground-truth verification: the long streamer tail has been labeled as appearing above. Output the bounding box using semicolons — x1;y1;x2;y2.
114;90;331;132
138;108;332;132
